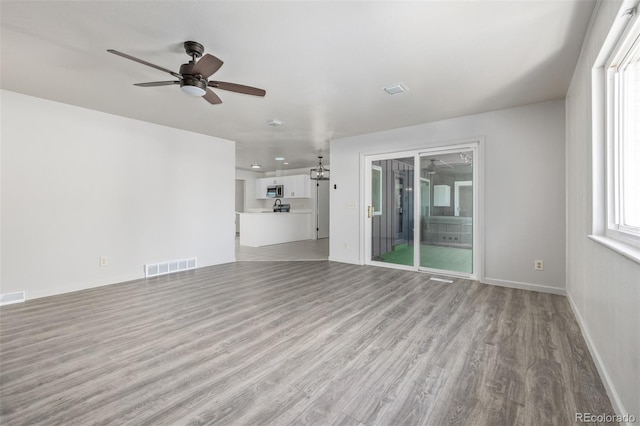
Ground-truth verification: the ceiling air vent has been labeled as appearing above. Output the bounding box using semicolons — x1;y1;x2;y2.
383;83;407;95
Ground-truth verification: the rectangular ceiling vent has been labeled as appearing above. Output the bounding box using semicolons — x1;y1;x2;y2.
383;83;407;95
0;291;26;306
145;258;197;278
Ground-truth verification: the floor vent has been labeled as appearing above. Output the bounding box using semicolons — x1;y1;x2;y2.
0;291;26;306
145;258;197;278
429;277;454;284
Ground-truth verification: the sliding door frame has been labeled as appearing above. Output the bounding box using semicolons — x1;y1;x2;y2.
362;138;484;282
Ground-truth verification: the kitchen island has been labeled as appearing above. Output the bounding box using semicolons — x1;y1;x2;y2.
238;211;312;247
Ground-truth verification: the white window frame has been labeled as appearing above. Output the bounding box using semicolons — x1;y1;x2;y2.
590;3;640;263
605;8;640;247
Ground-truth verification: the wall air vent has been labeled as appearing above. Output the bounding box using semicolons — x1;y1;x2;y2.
145;258;197;278
0;291;26;306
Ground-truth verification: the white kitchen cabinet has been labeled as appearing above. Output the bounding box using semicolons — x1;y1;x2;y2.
265;177;284;185
255;179;268;199
284;175;311;198
255;177;286;199
256;175;310;199
239;212;312;247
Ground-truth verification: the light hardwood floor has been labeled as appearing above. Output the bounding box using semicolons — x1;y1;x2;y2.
0;261;615;425
235;237;329;261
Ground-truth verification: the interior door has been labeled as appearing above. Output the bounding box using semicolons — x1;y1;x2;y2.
316;180;330;238
235;179;245;235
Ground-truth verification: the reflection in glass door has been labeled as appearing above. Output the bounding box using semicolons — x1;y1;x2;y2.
370;156;415;267
419;151;473;274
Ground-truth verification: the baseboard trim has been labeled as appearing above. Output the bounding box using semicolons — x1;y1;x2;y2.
327;256;359;265
566;293;633;425
482;277;566;295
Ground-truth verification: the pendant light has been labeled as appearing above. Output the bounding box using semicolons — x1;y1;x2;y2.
425;159;437;174
310;156;330;180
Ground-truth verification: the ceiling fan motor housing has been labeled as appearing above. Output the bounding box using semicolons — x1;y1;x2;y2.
183;41;204;58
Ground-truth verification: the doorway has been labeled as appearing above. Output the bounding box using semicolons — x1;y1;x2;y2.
365;142;481;280
235;179;245;235
316;180;330;239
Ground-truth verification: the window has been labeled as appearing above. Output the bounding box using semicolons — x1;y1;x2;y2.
371;165;382;216
605;9;640;247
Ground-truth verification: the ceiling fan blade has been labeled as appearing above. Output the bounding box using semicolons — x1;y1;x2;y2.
209;81;266;97
134;81;180;87
192;54;224;79
438;159;454;168
107;49;182;79
203;89;222;104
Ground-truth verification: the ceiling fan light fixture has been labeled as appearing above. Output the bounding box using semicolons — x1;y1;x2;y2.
180;77;207;96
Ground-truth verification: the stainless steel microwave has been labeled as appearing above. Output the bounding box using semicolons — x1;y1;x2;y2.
266;185;283;198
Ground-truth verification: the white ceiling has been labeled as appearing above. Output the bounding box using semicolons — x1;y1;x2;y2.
1;1;595;172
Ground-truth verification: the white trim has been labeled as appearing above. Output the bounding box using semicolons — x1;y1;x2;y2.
368;259;416;272
454;180;472;217
592;1;640;256
482;277;566;295
566;293;633;425
588;234;640;264
0;291;27;306
328;256;360;265
371;165;383;216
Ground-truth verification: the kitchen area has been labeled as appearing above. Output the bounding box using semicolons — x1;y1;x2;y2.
235;170;330;252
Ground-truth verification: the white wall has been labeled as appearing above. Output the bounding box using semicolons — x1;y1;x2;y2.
235;169;265;211
330;100;566;293
1;90;236;300
565;0;640;420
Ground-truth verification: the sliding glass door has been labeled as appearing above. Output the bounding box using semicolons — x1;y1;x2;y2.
366;144;479;279
369;156;415;267
418;150;474;274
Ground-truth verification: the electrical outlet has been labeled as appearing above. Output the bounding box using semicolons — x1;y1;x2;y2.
100;256;108;267
534;260;544;271
344;242;349;249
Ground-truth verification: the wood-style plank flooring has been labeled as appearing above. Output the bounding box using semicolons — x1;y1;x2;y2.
0;261;615;425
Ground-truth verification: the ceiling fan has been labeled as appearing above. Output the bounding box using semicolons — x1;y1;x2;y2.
107;41;266;105
425;158;454;173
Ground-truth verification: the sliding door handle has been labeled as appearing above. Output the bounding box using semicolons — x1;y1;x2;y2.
367;206;374;218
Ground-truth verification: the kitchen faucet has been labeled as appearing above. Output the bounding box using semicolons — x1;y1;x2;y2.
273;199;282;208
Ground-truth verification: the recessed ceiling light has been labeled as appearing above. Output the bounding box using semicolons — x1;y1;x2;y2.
250;164;261;169
283;162;289;165
274;156;285;161
266;119;283;127
383;83;408;95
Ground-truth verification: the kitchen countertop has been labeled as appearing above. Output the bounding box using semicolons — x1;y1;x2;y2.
241;209;312;214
